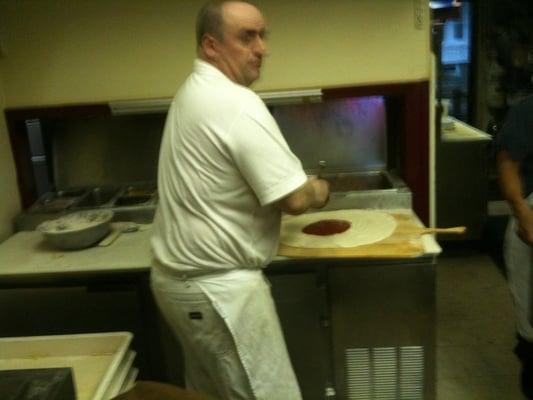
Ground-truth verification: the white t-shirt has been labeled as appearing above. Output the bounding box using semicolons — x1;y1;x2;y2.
151;60;307;273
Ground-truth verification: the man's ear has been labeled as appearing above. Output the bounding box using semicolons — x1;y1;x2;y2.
201;34;218;60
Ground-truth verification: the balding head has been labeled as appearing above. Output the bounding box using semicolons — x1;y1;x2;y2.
196;1;267;86
196;1;257;48
196;1;224;49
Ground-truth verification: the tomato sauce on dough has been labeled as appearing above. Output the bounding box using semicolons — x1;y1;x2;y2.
302;219;351;236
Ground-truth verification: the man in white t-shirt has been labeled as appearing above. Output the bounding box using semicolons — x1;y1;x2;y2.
150;1;329;399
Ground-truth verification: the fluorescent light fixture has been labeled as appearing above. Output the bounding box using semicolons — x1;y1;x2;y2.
258;89;322;105
109;89;322;114
430;0;461;9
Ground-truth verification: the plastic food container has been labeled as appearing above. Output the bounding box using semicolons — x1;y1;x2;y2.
0;332;135;400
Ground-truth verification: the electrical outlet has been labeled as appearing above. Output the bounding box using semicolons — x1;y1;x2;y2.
413;0;424;30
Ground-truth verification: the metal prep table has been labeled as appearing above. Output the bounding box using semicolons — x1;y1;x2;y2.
0;214;440;399
268;207;440;400
0;226;167;385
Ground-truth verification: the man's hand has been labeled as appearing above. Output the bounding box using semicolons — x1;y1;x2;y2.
515;204;533;245
308;176;330;209
276;176;330;215
497;150;533;245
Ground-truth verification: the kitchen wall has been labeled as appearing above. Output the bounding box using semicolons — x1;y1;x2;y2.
0;0;430;107
0;70;21;242
0;0;432;231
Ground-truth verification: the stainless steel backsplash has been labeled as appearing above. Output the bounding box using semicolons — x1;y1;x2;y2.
51;114;165;189
271;96;387;174
48;96;387;189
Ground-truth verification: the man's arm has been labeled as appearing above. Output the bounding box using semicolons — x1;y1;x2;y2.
497;150;533;244
275;176;330;215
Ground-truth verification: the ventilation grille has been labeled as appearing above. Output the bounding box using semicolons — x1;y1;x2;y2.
345;346;424;400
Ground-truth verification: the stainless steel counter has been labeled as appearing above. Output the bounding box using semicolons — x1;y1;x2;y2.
1;202;438;399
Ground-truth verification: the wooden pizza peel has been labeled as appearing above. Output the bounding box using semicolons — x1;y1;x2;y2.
277;212;464;259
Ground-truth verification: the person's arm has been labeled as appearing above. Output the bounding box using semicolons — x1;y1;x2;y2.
275;176;330;215
497;149;533;244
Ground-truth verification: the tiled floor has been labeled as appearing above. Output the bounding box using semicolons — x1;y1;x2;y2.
436;248;526;399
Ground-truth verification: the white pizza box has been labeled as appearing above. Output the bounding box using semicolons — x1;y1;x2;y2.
0;331;133;400
102;349;136;399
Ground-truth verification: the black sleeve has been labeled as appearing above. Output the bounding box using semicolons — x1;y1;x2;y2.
495;101;530;162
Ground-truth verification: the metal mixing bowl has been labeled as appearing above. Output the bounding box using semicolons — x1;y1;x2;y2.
37;210;114;250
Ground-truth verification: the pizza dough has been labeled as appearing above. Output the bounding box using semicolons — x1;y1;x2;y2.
280;209;397;248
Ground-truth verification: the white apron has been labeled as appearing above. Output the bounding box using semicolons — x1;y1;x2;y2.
195;269;302;400
151;266;302;400
504;193;533;340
